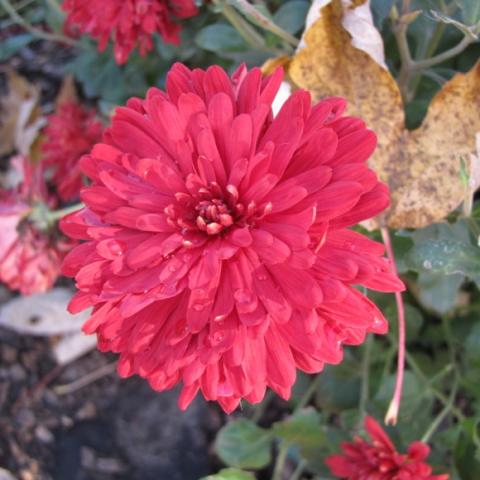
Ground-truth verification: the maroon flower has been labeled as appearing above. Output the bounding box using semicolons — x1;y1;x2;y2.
61;63;403;412
326;416;449;480
0;156;75;295
42;102;103;201
63;0;198;64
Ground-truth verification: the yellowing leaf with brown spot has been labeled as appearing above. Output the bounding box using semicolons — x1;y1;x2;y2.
288;0;480;229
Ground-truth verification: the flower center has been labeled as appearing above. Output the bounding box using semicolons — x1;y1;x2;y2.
165;180;272;237
195;198;234;235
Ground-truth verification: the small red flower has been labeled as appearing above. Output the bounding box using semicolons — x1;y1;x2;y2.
42;102;103;201
61;63;404;412
63;0;198;64
326;416;449;480
0;157;75;295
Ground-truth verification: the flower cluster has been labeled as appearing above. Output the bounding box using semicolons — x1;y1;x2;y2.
63;0;198;64
326;416;449;480
60;63;404;412
42;102;103;201
0;157;75;295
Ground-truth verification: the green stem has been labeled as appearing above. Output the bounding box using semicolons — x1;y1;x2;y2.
411;35;475;71
405;351;465;421
295;374;321;412
272;442;289;480
47;202;84;222
0;0;77;45
289;459;306;480
421;376;458;443
251;390;274;423
229;0;298;48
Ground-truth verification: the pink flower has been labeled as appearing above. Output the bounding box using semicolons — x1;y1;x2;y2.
61;63;404;412
42;102;103;201
326;416;449;480
0;157;75;295
63;0;198;64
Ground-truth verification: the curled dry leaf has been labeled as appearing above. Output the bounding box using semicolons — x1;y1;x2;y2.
288;0;480;229
0;69;45;157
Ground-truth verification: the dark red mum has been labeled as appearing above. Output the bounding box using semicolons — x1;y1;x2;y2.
326;416;449;480
42;102;103;201
63;0;198;64
61;63;404;412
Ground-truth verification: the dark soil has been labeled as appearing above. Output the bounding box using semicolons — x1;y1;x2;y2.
0;317;223;480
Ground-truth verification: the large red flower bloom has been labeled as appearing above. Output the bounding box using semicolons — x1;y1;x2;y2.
61;63;404;412
63;0;198;64
0;156;75;295
326;416;449;480
42;102;103;201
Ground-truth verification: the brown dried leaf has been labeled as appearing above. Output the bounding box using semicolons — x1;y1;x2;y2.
0;69;44;157
288;0;480;228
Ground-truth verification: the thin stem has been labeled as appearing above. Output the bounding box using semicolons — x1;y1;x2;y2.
47;202;84;222
251;390;274;423
381;227;406;426
421;376;458;443
411;35;475;71
295;374;321;412
54;361;117;396
272;442;289;480
0;0;77;45
289;459;306;480
218;1;266;51
229;0;299;48
405;351;465;421
391;6;413;102
358;334;373;424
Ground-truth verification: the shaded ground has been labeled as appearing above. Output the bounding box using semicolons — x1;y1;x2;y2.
0;320;222;480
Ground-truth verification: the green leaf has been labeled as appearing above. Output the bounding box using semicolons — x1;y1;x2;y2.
200;468;256;480
315;358;361;413
416;272;464;314
214;419;273;470
371;0;395;27
386;303;424;340
455;417;480;479
455;0;480;25
195;24;246;53
406;237;480;277
0;34;34;61
273;1;310;34
273;408;326;453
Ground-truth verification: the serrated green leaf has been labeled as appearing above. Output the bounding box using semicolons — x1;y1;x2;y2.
215;419;273;470
273;1;309;34
200;468;256;480
195;24;246;53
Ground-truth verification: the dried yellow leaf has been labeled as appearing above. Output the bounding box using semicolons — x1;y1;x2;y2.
288;0;480;229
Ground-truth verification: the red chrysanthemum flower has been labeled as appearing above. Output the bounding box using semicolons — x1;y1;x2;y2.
63;0;198;64
42;102;103;201
326;416;449;480
0;156;75;295
60;63;404;412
